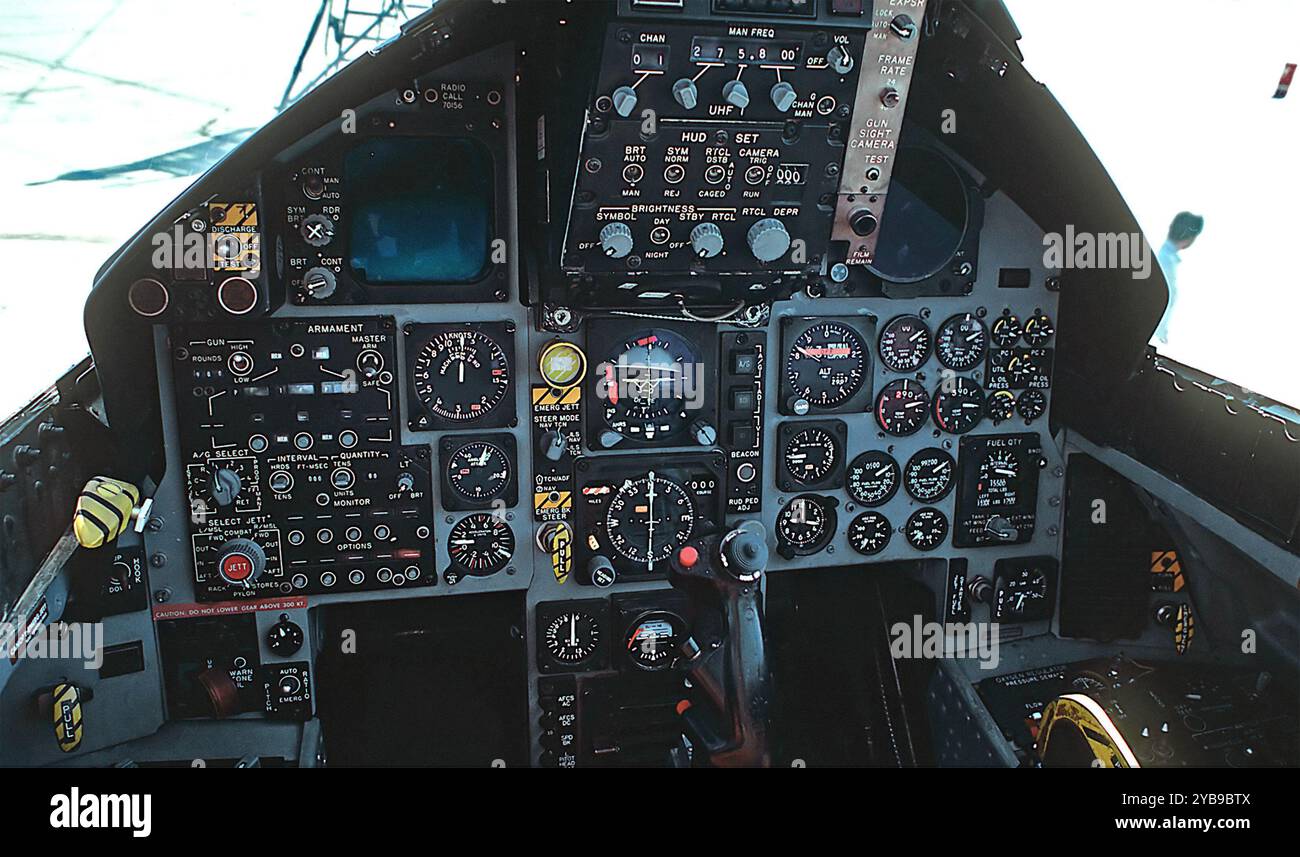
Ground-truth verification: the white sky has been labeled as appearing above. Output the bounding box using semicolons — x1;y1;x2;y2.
1005;0;1300;404
0;2;1296;413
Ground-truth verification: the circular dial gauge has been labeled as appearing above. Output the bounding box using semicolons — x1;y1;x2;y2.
1016;389;1047;422
994;566;1052;622
446;440;511;502
847;451;901;507
978;450;1022;506
904;449;956;503
988;389;1017;423
991;350;1039;387
878;315;932;373
413;329;511;422
544;611;602;665
932;377;986;435
875;379;931;436
624;611;686;671
785;322;868;408
776;495;835;556
600;330;696;442
904;508;949;551
447;513;515;575
935;314;988;371
848;511;893;557
605;472;696;568
990;314;1022;347
783;426;839;485
1022;313;1055;347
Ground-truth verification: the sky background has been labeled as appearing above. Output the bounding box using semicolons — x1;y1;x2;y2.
0;0;1297;412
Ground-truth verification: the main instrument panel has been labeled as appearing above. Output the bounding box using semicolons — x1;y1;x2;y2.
95;0;1072;769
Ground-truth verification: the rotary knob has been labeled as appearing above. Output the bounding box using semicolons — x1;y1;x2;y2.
611;85;638;118
302;267;337;300
599;222;634;259
216;539;266;586
770;81;797;112
671;78;699;110
746;218;791;263
722;79;750;109
266;615;304;656
827;45;855;75
207;467;242;508
689;223;725;259
299;213;335;248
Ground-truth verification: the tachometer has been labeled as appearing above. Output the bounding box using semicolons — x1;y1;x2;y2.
412;328;511;422
605;472;696;570
785;321;868;409
847;450;900;507
904;448;956;503
878;315;932;373
875;379;930;436
932;377;986;434
935;313;988;371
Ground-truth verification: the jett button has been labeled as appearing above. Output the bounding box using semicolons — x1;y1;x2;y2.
678;545;699;569
221;553;254;582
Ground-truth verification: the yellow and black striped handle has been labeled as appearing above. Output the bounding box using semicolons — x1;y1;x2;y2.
73;476;141;549
51;682;84;753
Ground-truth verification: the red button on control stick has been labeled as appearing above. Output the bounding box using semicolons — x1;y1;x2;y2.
678;546;699;568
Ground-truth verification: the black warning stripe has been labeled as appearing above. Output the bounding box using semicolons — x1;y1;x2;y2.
79;490;126;530
88;476;140;506
75;509;112;543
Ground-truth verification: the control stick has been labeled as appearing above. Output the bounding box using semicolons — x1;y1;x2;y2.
667;521;772;767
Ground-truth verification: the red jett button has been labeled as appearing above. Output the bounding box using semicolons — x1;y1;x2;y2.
221;553;254;581
678;546;699;568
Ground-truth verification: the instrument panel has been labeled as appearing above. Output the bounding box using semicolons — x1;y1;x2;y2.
115;3;1070;769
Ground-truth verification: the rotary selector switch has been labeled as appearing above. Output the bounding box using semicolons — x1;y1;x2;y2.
747;218;791;263
611;85;638;118
299;213;335;248
266;615;304;656
216;538;267;586
690;223;725;259
672;78;699;110
599;222;634;259
207;467;242;508
302;267;337;300
722;79;750;109
770;81;797;113
827;45;855;75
